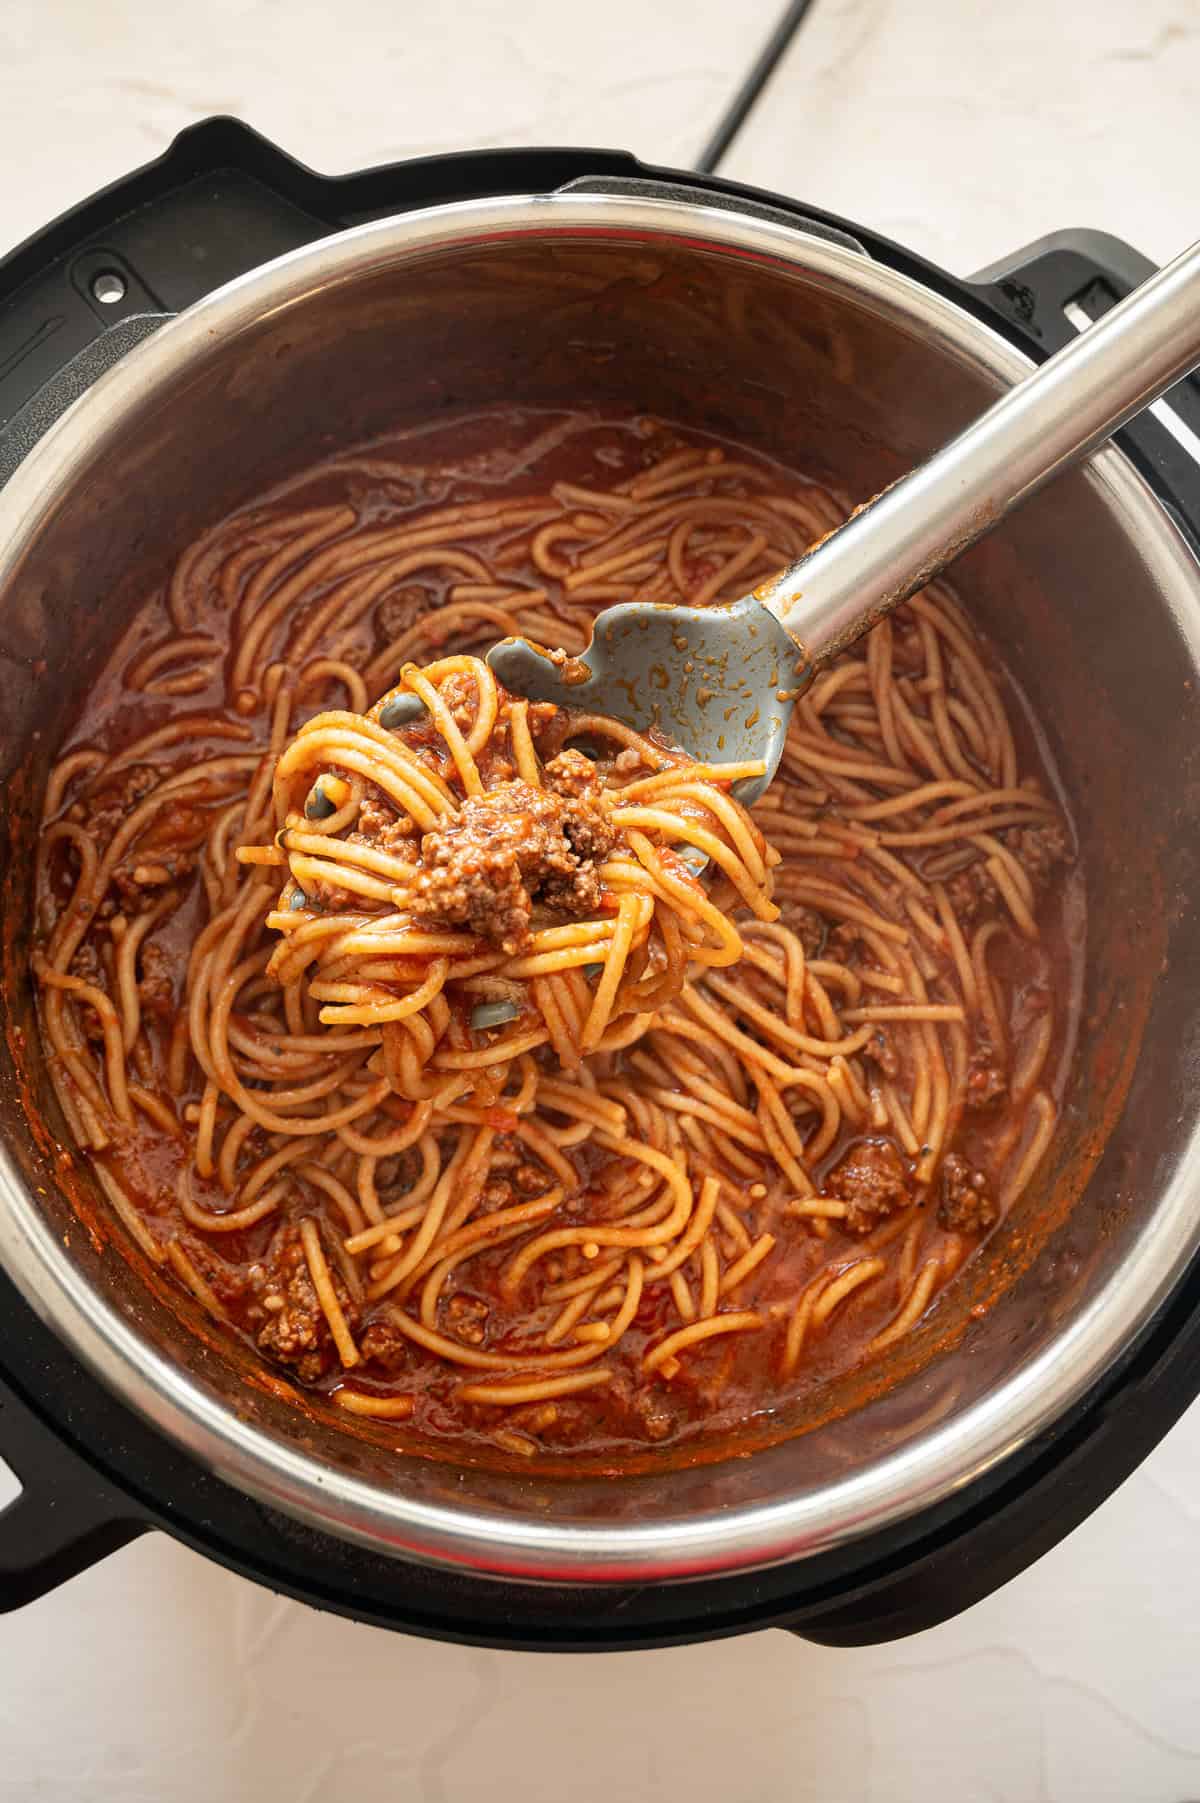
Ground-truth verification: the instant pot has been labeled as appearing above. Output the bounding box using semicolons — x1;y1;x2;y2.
2;118;1200;1650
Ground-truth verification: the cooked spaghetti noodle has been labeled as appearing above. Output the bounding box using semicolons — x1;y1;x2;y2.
239;655;776;1093
33;410;1082;1461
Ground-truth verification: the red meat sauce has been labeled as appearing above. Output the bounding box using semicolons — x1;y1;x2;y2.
35;407;1087;1463
406;743;619;955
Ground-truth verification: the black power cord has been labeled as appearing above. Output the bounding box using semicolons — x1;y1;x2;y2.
694;0;820;174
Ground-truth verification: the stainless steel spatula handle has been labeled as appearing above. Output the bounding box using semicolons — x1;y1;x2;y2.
759;235;1200;665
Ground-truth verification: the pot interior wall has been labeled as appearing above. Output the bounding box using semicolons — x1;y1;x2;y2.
2;227;1199;1543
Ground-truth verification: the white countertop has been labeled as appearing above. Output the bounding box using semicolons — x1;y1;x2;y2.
3;2;1199;1796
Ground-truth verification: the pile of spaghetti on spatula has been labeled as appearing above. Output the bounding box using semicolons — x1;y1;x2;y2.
237;654;779;1103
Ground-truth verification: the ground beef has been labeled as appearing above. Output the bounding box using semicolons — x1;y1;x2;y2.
375;584;436;642
248;1226;358;1384
827;1137;912;1235
828;918;862;959
445;1292;489;1345
513;1160;553;1196
524;701;565;754
437;671;488;733
778;899;827;958
631;1391;677;1441
941;856;1000;925
542;747;600;801
609;1371;682;1442
81;765;161;842
407;775;616;954
355;790;416;853
143;803;209;857
66;942;108;1040
109;802;209;907
185;1242;253;1314
542;750;616;860
940;818;1069;922
69;939;104;986
965;1037;1007;1110
938;1152;999;1235
357;1315;410;1371
478;1177;515;1212
1010;819;1071;892
137;941;176;1020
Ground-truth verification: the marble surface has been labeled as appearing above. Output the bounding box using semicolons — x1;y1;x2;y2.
3;1;1200;1797
728;0;1200;274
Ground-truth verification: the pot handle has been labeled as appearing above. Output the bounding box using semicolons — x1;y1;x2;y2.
555;173;868;256
0;1368;148;1611
965;228;1200;544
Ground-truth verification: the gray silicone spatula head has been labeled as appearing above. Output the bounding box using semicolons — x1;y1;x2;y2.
485;597;805;805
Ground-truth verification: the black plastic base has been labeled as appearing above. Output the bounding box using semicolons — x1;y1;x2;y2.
5;1242;1200;1648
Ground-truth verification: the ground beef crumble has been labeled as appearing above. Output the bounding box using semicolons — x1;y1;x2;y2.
357;1315;410;1371
247;1226;359;1384
941;818;1070;921
941;857;1000;925
604;1370;682;1443
965;1036;1007;1110
355;789;416;853
778;899;827;958
137;941;176;1020
375;584;436;641
827;1138;912;1235
65;941;109;1041
445;1292;490;1345
69;939;104;987
74;764;160;841
109;801;209;907
438;671;489;732
542;747;600;802
938;1152;999;1235
405;751;617;954
1010;820;1071;892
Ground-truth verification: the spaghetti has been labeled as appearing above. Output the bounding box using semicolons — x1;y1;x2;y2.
33;410;1081;1461
239;654;776;1090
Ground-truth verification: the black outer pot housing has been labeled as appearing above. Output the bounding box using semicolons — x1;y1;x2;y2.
2;119;1200;1650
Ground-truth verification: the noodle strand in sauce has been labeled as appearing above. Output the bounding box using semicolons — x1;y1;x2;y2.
33;411;1082;1461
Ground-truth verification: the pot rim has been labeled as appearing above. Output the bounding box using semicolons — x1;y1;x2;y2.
3;189;1199;1584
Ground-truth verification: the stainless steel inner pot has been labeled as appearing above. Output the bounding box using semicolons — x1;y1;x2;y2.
2;192;1200;1585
